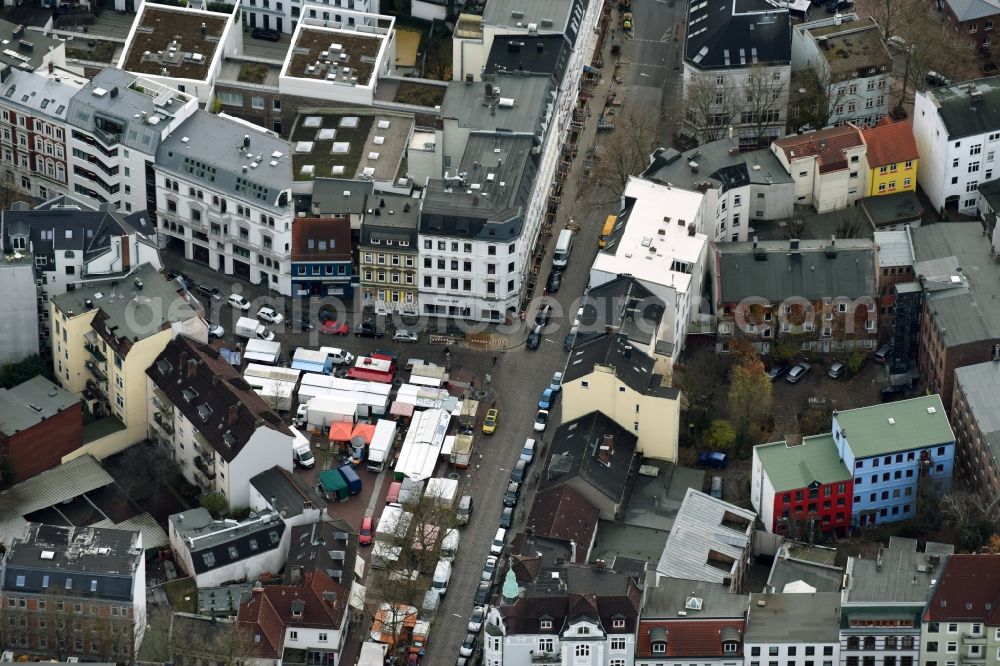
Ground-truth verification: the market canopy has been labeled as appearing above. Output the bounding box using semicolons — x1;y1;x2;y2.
328;421;354;442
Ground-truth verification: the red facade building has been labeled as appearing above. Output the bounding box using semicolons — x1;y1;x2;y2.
0;375;81;483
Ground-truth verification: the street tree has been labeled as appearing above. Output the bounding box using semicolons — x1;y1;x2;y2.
788;66;850;133
683;71;738;143
704;419;737;452
742;63;787;149
593;104;660;199
728;340;773;446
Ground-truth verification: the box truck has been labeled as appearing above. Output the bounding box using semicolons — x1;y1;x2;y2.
367;419;396;472
235;317;275;341
289;426;314;468
337;464;362;495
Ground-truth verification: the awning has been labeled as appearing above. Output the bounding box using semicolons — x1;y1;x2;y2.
349;581;366;611
390;401;414;417
441;435;456;456
648;626;667;643
328;421;354;442
351;423;377;445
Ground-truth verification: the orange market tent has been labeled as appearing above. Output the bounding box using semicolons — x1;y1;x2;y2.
351;423;377;446
328;421;354;443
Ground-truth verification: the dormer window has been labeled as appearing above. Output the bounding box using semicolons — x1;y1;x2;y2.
724;642;739;654
11;235;26;250
649;627;668;654
612;619;625;629
540;619;553;630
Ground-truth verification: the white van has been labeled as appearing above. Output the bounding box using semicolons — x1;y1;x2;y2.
440;528;460;561
490;527;507;555
431;559;452;596
319;346;355;366
552;229;574;268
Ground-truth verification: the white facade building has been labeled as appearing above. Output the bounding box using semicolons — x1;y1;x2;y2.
153;110;295;294
243;0;379;34
589;177;707;368
745;593;842;666
771;124;868;213
913;77;1000;216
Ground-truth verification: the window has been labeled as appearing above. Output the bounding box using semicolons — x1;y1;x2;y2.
927;642;939;653
575;645;591;657
540;619;552;630
318;633;328;642
289;631;298;640
611;637;626;650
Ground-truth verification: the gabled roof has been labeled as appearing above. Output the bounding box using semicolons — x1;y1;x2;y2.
170;507;286;574
861;119;918;168
637;619;745;657
527;486;600;563
290;216;352;262
755;434;851;493
925;76;1000;140
924;555;1000;623
2;201;129;260
249;467;323;520
238;570;348;659
283;519;358;589
833;395;954;458
945;0;1000;23
773;124;864;174
147;335;292;463
539;411;638;507
685;0;790;70
563;332;677;398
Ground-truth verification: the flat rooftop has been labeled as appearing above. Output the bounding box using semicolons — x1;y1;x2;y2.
286;27;383;86
807;17;891;77
219;59;281;88
746;592;841;643
121;4;229;80
845;536;953;604
0;375;78;435
873;230;915;267
291;111;411;182
0;19;63;71
592;177;706;296
834;395;955;458
440;73;554;133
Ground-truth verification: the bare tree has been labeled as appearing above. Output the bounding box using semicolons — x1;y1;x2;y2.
742;63;788;149
788;66;851;133
684;71;738;144
868;0;907;41
593;105;660;198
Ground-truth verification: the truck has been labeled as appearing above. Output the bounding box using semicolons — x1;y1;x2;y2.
291;348;334;375
337;464;362;495
235;316;275;341
304;395;357;431
244;339;282;365
347;354;396;384
359;643;387;666
458;399;479;434
367;419;397;472
289;426;315;468
424;477;459;509
451;434;475;469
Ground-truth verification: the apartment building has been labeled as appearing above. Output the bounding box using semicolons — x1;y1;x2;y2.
590;177;707;372
919;555;1000;666
481;560;640;666
49;263;205;459
656;489;756;594
147;335;294;508
681;0;791;148
237;571;351;666
1;196;162;356
359;192;419;311
562;333;680;462
153;110;294;295
642;138;794;244
911;223;1000;411
951;361;1000;499
0;375;80;482
912;77;1000;216
873;230;915;317
0;523;146;661
941;0;1000;50
790;15;891;129
771;125;867;212
841;537;953;666
752;434;854;535
0;254;38;363
861;120;919;197
65;68;199;213
290;215;353;298
745;592;841;666
715;237;877;355
832;395;955;526
242;0;379;34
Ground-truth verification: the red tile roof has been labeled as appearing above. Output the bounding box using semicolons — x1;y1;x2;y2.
238;570;349;658
636;619;745;658
527;486;600;563
924;554;1000;623
773;125;864;174
861;118;918;168
291;216;352;262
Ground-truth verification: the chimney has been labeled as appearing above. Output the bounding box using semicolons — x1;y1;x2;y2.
179;351;187;369
201;22;207;35
47;60;52;74
752;235;759;249
228;404;239;425
186;358;198;378
688;223;696;237
830;235;836;247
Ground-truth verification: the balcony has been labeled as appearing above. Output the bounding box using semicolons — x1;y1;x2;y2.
962;634;987;645
151;394;173;417
85;343;106;363
152;412;174;436
530;653;560;664
85;378;107;401
194;455;216;479
84;359;107;382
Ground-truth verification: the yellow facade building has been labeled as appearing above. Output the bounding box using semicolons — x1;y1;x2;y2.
862;119;919;197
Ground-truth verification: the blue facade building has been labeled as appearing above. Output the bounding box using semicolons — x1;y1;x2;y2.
832;395;954;527
290;216;353;298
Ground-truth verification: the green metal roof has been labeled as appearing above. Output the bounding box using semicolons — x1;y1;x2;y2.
756;434;851;492
835;395;954;458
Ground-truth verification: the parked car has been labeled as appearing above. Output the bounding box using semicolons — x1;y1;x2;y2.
459;633;478;658
320;320;349;335
206;322;225;338
549;371;563;393
197;284;221;299
520;438;536;464
509;460;527;484
874;344;891;364
227;293;251;310
538;388;556;410
251;27;281;41
482;555;498;582
468;606;485;633
766;364;789;382
359;516;373;546
709;476;724;499
166;270;190;288
355;321;383;338
880;384;908;402
826;0;853;11
482;408;499;434
786;362;812;383
257;306;284;325
393;329;419;343
534;304;553;327
503;482;520;508
546;270;563;293
533;409;549;432
697;451;729;469
828;361;846;379
457;495;474;525
563;328;577;350
500;507;514;528
474;582;491;606
925;70;952;87
526;325;542;350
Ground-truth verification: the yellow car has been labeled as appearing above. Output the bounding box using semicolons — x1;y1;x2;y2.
483;408;499;434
